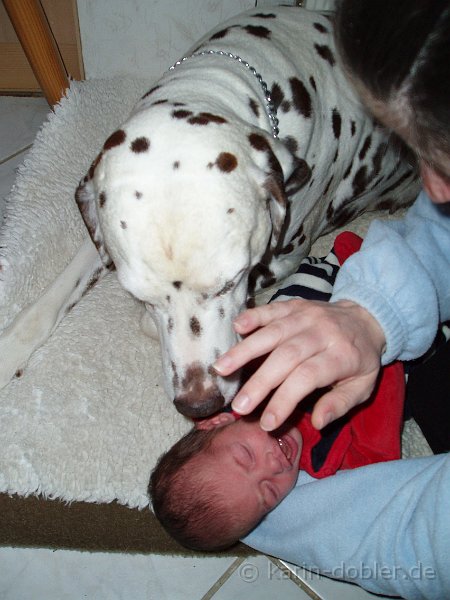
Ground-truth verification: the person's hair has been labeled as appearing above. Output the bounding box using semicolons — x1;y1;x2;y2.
335;0;450;171
148;426;260;551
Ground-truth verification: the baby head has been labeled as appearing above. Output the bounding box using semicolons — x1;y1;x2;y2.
149;413;302;551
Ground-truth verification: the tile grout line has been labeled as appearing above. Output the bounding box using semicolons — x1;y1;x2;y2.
199;556;247;600
0;144;32;166
272;558;324;600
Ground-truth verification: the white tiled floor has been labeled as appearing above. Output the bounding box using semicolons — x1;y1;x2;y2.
0;96;391;600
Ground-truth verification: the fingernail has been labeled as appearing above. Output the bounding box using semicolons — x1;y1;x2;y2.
260;412;277;431
232;394;250;413
213;356;232;374
233;315;248;330
319;411;334;429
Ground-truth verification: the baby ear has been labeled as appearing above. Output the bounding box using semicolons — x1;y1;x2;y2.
195;412;236;431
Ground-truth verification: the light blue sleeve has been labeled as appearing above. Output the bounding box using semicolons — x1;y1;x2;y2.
331;190;450;364
242;454;450;600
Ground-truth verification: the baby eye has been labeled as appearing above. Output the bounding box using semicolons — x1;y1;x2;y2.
234;443;253;468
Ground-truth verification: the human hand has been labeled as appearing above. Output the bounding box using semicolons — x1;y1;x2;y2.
213;299;386;431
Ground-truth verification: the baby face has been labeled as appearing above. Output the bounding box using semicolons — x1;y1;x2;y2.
196;417;302;527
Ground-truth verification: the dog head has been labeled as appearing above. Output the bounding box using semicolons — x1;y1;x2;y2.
76;107;300;417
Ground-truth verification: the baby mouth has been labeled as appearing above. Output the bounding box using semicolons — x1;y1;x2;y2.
277;434;298;466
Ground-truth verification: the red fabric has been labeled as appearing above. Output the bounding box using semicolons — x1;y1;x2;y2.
297;231;403;478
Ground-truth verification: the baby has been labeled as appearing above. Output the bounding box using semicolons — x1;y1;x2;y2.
149;233;405;552
149;359;403;552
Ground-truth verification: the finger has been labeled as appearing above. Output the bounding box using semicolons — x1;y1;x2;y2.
231;336;321;415
214;306;305;375
233;299;306;334
257;353;356;430
310;374;379;430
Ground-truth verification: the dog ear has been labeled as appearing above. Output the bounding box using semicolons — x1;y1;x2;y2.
249;131;311;250
75;174;113;268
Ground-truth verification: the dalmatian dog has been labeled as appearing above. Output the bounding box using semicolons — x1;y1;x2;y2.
0;7;418;417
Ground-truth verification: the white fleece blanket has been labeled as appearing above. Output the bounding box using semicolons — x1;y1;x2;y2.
0;79;431;511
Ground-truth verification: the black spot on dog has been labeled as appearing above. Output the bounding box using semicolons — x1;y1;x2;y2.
168;317;174;333
379;170;414;197
166;295;171;304
188;112;227;126
283;136;298;154
244;24;271;38
290;77;312;118
210;27;231;40
270;83;284;110
190;316;202;337
88;152;103;179
314;22;328;33
141;85;161;99
331;204;360;229
251;13;276;18
152;99;168;106
99;191;106;208
200;112;227;124
227;208;235;214
343;161;353;179
351;121;356;136
359;135;372;161
173;102;186;107
372;142;388;176
171;361;179;388
286;158;312;195
292;223;304;240
332;108;342;139
333;148;339;163
309;76;317;92
131;137;150;153
172;109;193;119
249;132;270;152
173;281;182;289
352;166;368;197
279;242;294;255
104;129;126;151
281;100;291;113
15;369;23;378
326;201;335;222
135;191;142;199
249;97;260;117
323;176;334;195
376;198;396;211
219;307;225;319
314;44;335;66
173;161;180;169
216;281;235;296
120;220;127;229
215;152;238;172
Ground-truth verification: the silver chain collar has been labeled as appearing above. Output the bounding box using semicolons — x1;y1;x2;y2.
169;50;280;139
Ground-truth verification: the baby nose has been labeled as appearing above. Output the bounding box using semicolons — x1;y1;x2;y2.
267;451;284;474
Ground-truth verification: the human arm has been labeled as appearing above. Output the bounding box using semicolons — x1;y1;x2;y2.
242;453;450;600
214;191;450;431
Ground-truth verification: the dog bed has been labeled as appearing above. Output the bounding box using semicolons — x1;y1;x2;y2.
0;78;432;555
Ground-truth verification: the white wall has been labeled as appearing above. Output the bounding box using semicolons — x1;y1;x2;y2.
76;0;268;81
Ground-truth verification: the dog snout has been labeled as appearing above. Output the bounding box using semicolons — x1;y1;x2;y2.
174;388;225;418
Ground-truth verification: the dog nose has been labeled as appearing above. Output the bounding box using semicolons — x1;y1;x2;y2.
174;388;225;418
